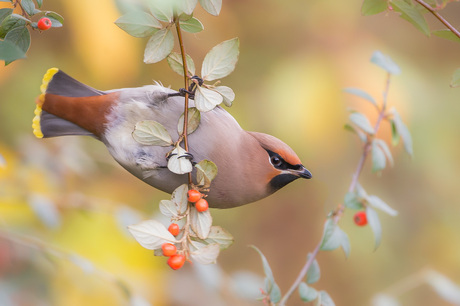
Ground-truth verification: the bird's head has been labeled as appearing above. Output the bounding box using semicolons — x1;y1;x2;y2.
248;132;312;192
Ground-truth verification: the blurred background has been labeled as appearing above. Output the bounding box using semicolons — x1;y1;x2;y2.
1;0;460;305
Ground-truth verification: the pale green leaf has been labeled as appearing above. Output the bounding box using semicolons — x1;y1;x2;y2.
450;68;460;88
167;52;196;76
115;11;161;38
132;120;173;146
0;8;12;24
372;294;400;306
171;184;188;214
319;291;336;306
4;26;30;53
270;282;281;303
340;230;351;258
0;14;26;39
211;86;235;107
426;270;460;304
190;206;212;239
177;0;198;15
251;246;275;291
349;112;375;134
306;253;321;284
128;219;177;250
370;50;401;75
148;0;173;22
0;40;26;62
374;138;394;167
391;0;430;36
167;146;193;174
362;0;388;15
202;37;239;81
205;226;234;250
367;195;398;216
391;107;413;156
44;12;64;27
343;87;377;106
366;206;382;250
199;0;222;16
372;140;386;172
21;0;35;16
299;282;318;302
195;85;223;112
180;17;204;33
144;28;174;64
195;159;218;187
433;29;460;43
344;123;367;142
190;243;220;264
178;107;201;135
344;192;364;210
320;219;345;251
159;199;179;218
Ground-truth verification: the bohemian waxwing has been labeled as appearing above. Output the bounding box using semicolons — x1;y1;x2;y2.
32;68;312;208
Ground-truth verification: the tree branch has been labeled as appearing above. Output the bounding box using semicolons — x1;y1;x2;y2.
414;0;460;40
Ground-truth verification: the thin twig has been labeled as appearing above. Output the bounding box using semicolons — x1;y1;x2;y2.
414;0;460;39
175;20;193;185
279;74;393;306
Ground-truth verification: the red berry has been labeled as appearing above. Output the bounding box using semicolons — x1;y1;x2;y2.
168;223;180;236
161;243;177;257
354;211;368;226
187;189;202;203
195;198;209;212
37;17;52;31
167;254;185;270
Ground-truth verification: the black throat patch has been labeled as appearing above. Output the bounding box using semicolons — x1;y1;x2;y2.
269;173;299;192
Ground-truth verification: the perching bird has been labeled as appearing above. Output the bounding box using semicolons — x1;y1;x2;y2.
32;68;311;208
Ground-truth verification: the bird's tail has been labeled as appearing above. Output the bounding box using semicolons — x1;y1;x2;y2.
32;68;112;139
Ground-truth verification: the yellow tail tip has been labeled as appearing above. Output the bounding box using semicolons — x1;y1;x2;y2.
33;68;59;138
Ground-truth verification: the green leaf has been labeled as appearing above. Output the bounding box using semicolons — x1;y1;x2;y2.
450;68;460;88
4;26;30;58
159;199;179;218
171;184;188;215
367;195;398;216
433;29;460;43
195;85;223;112
372;294;400;306
21;0;36;16
320;219;348;254
318;291;336;306
176;0;198;15
127;220;177;250
148;0;173;22
370;50;401;75
251;246;276;293
44;12;64;27
0;8;12;24
371;139;386;172
343;87;377;106
0;40;26;63
115;11;161;38
362;0;388;15
374;138;394;167
201;37;239;81
132;120;173;146
391;107;413;156
199;0;222;16
195;159;218;187
299;282;318;302
35;0;43;8
306;253;321;284
190;206;212;239
344;123;367;142
144;28;174;64
366;206;382;250
340;230;351;258
180;17;203;33
270;282;281;303
344;192;364;210
167;52;196;76
190;243;220;264
205;226;234;250
390;119;400;146
391;0;430;36
211;86;235;107
349;112;375;134
177;107;201;135
167;145;193;175
0;15;26;39
425;270;460;304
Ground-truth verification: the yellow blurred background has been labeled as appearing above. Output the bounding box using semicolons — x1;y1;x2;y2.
1;0;460;305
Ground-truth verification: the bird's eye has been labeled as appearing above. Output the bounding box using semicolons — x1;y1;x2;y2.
270;155;282;167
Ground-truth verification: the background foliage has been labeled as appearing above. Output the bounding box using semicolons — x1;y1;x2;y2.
1;0;460;305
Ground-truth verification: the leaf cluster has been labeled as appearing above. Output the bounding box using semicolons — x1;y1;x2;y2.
0;0;63;65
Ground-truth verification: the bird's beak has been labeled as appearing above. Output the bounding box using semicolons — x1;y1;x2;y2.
292;165;312;179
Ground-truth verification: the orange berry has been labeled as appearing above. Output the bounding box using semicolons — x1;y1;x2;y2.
167;254;185;270
161;243;177;257
168;223;180;236
354;211;368;226
195;198;209;212
187;189;202;203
